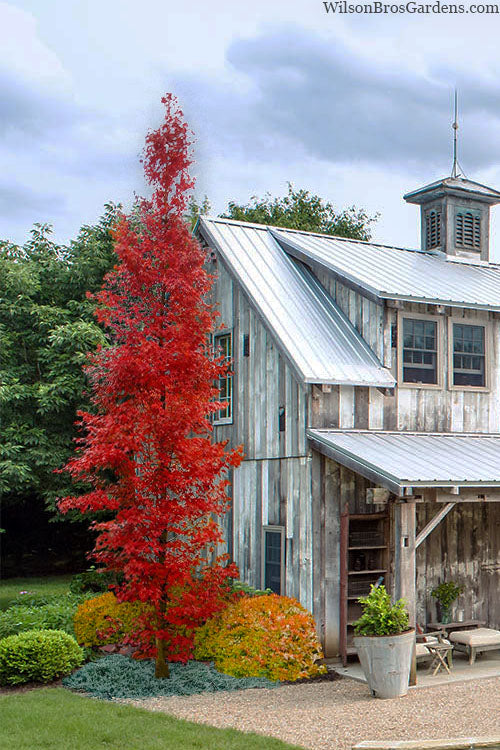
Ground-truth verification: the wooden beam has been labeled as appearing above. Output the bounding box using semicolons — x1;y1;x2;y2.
366;488;390;505
415;503;456;548
393;502;416;685
436;491;500;503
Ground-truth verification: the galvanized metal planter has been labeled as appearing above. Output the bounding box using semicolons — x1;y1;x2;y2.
353;629;415;699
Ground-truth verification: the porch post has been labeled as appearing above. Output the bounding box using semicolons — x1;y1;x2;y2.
394;500;417;684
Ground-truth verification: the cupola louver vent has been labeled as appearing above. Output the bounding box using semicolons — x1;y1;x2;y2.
425;209;441;249
456;211;481;249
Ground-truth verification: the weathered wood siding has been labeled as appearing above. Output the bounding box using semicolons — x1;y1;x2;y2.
416;501;500;629
308;282;500;434
209;256;313;611
311;456;378;656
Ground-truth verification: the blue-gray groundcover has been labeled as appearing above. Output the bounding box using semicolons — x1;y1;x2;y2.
63;654;277;700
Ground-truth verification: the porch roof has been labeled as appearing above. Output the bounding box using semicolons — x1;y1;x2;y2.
307;429;500;495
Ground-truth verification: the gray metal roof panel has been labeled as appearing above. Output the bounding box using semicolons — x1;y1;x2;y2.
200;217;395;387
308;429;500;494
271;228;500;310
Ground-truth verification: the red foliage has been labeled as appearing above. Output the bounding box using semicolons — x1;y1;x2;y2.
58;95;242;672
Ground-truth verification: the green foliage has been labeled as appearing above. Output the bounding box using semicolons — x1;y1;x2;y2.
185;195;211;230
221;183;378;241
431;582;463;609
353;585;410;637
0;688;302;750
63;654;276;699
0;575;73;611
0;206;119;517
194;594;326;682
0;629;83;685
69;566;117;595
0;594;86;639
230;580;272;597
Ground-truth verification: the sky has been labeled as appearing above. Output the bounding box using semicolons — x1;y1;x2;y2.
2;0;500;257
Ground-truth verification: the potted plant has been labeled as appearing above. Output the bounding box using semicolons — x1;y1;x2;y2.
353;584;414;699
430;582;463;624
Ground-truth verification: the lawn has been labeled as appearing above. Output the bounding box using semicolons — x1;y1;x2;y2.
0;575;73;610
0;688;303;750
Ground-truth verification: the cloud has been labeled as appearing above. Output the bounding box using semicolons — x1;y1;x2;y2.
173;26;500;173
0;181;65;222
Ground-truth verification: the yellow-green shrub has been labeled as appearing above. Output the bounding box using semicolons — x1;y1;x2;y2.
73;592;148;648
194;594;326;682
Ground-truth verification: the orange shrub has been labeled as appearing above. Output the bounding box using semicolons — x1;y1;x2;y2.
193;594;326;682
73;592;148;648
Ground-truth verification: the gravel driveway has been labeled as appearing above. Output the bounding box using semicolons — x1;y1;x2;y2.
127;675;500;750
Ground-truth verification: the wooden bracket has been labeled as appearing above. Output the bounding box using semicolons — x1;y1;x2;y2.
415;502;456;548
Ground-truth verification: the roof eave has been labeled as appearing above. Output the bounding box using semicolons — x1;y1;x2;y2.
308;429;500;497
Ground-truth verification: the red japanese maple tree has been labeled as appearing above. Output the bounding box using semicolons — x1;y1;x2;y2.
58;95;242;677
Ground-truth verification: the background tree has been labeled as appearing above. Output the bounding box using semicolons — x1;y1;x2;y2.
58;95;242;678
0;207;119;511
222;183;378;240
185;195;211;230
0;207;119;574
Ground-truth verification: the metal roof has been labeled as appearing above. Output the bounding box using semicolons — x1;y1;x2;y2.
272;228;500;311
308;429;500;495
404;176;500;204
199;217;395;387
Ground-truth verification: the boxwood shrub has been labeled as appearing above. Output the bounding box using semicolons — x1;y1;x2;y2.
0;629;84;685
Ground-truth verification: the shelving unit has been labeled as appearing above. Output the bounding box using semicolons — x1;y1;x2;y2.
340;512;390;664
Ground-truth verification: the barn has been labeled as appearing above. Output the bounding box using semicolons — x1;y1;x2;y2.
196;174;500;665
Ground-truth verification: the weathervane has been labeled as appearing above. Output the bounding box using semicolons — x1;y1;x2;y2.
451;89;466;179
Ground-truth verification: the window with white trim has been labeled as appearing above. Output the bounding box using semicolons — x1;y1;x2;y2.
213;332;232;423
401;317;438;385
262;526;284;594
452;322;486;388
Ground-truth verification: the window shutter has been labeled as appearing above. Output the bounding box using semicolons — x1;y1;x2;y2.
425;210;441;249
456;211;481;249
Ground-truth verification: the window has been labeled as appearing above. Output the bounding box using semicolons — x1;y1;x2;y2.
262;526;284;594
214;332;232;422
425;209;441;250
455;209;481;250
451;322;486;388
401;317;439;385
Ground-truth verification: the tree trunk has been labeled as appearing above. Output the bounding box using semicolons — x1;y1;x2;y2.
155;636;170;678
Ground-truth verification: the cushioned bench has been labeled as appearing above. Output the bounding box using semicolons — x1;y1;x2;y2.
449;628;500;665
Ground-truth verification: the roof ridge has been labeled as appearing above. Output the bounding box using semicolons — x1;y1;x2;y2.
201;215;423;255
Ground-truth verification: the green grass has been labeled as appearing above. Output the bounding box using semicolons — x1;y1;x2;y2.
0;575;73;610
0;688;303;750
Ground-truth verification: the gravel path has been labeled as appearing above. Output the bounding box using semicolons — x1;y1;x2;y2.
126;675;500;750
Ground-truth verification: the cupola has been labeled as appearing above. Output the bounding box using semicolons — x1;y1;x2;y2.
404;177;500;262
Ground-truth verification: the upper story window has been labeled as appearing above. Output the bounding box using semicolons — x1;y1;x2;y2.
213;332;232;423
261;525;285;594
400;315;440;386
455;209;481;250
451;322;486;388
425;209;441;250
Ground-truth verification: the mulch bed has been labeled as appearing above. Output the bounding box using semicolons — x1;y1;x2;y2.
281;668;341;686
0;678;63;696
